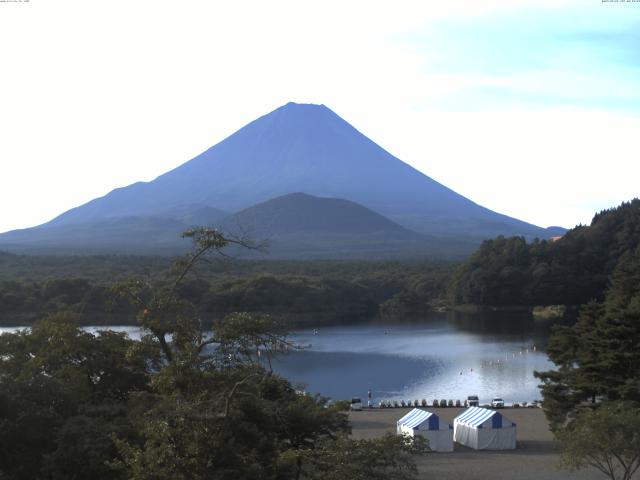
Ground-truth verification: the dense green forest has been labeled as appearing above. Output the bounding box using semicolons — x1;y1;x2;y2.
0;254;454;326
533;243;640;480
447;199;640;307
536;244;640;428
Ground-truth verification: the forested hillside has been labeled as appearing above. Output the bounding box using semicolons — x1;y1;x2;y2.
0;257;453;326
447;199;640;307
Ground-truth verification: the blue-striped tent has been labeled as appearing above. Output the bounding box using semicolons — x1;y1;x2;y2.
397;408;453;452
453;406;516;450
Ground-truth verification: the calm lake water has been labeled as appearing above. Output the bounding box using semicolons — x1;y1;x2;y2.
1;312;558;405
274;312;556;405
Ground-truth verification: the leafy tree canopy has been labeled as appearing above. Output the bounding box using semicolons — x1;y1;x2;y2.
448;199;640;307
0;227;427;480
535;246;640;430
558;401;640;480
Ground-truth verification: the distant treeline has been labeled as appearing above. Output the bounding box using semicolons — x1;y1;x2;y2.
8;199;638;325
447;199;640;307
0;258;455;326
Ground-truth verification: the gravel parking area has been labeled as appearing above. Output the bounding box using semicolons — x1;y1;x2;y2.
349;407;603;480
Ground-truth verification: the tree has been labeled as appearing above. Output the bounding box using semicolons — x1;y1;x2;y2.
110;227;427;479
447;199;640;308
294;433;427;480
558;401;640;480
1;227;428;479
0;313;150;480
535;247;640;430
535;248;640;479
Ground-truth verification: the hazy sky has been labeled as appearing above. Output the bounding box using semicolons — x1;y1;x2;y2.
1;0;638;233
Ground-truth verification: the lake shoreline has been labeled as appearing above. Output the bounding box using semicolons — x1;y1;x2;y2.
3;315;556;404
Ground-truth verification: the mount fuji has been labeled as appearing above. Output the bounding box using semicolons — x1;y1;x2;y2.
0;102;560;257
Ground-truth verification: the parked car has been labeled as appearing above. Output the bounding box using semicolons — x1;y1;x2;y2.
467;395;479;407
491;397;505;409
350;397;363;411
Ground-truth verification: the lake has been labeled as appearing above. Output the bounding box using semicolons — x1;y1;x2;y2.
0;312;557;405
273;312;556;405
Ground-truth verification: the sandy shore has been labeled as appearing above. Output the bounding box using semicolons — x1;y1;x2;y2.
350;407;603;480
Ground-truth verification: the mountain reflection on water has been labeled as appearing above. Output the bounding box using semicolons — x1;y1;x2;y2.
272;312;560;404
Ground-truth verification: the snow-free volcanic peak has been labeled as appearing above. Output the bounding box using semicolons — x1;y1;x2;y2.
0;102;556;255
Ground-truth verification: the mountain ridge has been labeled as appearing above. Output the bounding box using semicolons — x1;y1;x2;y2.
0;193;476;258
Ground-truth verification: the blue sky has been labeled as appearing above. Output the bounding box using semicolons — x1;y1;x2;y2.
0;0;638;233
411;3;640;112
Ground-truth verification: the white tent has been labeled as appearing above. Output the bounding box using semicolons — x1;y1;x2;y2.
397;408;454;452
453;406;516;450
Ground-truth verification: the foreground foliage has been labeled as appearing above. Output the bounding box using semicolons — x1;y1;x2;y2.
0;228;426;479
0;314;150;479
297;434;427;480
558;402;640;480
535;245;640;479
535;247;640;430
